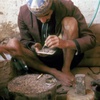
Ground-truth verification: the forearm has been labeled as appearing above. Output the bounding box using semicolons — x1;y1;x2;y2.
21;47;57;74
65;40;77;50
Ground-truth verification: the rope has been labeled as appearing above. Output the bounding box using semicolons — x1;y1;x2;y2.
88;0;100;27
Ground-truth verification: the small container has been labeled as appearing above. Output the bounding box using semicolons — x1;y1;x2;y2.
75;74;86;95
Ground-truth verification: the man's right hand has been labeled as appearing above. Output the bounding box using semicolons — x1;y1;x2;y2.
51;68;74;86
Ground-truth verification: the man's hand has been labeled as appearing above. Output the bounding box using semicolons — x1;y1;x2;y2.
34;43;42;52
34;43;49;57
51;68;74;86
45;35;67;49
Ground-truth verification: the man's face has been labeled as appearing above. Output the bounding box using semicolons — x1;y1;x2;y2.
36;10;53;23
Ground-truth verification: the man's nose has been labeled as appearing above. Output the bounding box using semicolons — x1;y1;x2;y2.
39;18;47;23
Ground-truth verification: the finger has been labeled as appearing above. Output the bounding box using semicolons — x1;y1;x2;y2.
34;43;39;47
60;80;72;86
60;77;71;86
66;79;73;86
71;78;75;85
35;48;40;52
34;43;42;49
46;38;58;47
46;35;55;39
45;35;57;43
64;76;74;86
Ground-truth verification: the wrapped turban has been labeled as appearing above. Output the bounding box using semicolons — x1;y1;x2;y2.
26;0;53;16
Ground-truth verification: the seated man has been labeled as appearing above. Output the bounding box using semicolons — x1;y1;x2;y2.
0;0;96;86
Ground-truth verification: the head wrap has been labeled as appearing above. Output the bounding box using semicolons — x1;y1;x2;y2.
26;0;53;16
